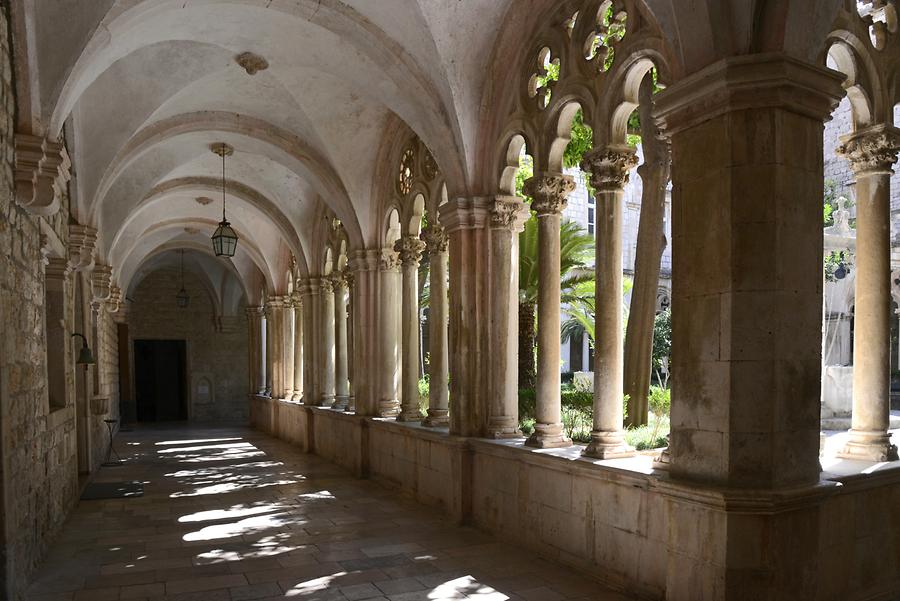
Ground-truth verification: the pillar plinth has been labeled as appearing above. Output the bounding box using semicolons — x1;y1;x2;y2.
320;276;337;407
838;125;900;462
581;147;638;459
291;294;303;401
395;236;427;422
487;197;528;437
523;173;574;449
423;224;450;427
378;249;402;418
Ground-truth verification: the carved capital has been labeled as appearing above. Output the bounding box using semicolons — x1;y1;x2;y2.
348;249;379;273
837;125;900;175
490;196;528;231
330;270;350;291
245;306;264;320
67;224;98;272
106;286;122;314
581;146;639;191
394;235;426;266
421;223;448;254
91;264;113;302
320;276;335;293
378;248;401;272
524;173;575;216
45;257;71;281
14;134;71;216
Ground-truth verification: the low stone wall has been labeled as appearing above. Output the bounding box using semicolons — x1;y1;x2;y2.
251;397;900;601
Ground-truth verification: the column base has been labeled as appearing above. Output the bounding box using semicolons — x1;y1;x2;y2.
525;423;571;448
291;392;302;402
837;430;899;462
378;399;400;418
582;431;635;459
652;446;671;470
397;408;423;422
344;396;356;413
331;396;349;411
485;416;521;438
320;394;335;407
423;409;449;427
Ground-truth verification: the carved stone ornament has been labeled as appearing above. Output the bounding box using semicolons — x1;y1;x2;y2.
378;248;401;272
67;224;98;272
422;148;439;181
91;264;113;302
106;286;123;314
421;223;448;254
320;275;335;293
490;196;527;230
837;126;900;175
394;235;427;266
330;271;349;290
15;134;72;216
581;146;639;191
235;52;269;75
524;174;575;216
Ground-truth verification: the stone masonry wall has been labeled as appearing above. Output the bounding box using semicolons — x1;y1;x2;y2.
129;268;249;423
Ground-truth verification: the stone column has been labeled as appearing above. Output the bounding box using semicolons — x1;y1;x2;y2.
378;249;402;417
349;251;379;415
486;197;528;437
301;280;320;404
524;173;575;448
265;297;286;399
423;224;450;427
245;306;263;395
264;305;273;396
320;276;336;406
283;297;295;400
291;294;303;401
654;55;844;488
395;235;427;421
838;125;900;462
333;274;350;409
581;147;638;459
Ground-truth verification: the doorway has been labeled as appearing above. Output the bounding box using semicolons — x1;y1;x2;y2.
134;339;188;422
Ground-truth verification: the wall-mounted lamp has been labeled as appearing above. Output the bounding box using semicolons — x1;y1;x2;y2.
71;333;95;365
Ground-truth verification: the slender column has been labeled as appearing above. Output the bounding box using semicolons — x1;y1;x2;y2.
301;280;320;404
396;235;427;421
838;125;900;462
524;174;575;448
264;306;273;396
291;294;303;401
378;249;402;417
333;272;350;409
581;147;638;458
245;306;263;395
283;297;295;400
486;197;528;437
423;224;450;427
349;252;378;415
320;277;336;406
265;297;287;399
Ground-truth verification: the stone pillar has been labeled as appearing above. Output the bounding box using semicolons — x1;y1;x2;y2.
265;297;286;399
396;235;427;421
333;274;350;409
838;125;900;462
264;306;273;396
283;297;295;400
524;174;574;448
438;198;492;436
349;251;379;415
423;224;450;427
320;277;336;406
291;294;303;401
486;197;528;437
301;280;320;404
581;147;638;459
378;249;402;417
654;55;844;488
245;306;263;395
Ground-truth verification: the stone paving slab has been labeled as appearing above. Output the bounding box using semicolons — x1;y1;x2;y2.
25;425;638;601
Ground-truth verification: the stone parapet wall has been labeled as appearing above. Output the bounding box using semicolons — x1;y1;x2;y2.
251;397;900;601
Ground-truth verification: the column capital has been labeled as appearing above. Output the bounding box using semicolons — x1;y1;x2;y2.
45;256;71;281
394;235;426;266
331;270;350;290
490;195;529;232
91;264;113;302
654;53;845;137
524;173;574;216
348;249;379;273
245;305;263;319
300;278;321;296
320;276;335;293
421;222;449;253
837;124;900;176
581;146;639;192
67;224;98;272
265;295;288;310
378;248;401;272
106;286;122;314
437;196;492;233
14;133;71;217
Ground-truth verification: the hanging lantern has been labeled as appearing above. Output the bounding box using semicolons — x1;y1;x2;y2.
175;249;189;308
211;142;238;257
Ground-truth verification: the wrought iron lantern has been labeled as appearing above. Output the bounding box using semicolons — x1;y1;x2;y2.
175;249;189;308
211;142;238;257
71;333;95;365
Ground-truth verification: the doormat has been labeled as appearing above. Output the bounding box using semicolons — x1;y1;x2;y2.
80;481;144;500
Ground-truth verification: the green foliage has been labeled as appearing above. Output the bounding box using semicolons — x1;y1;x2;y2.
823;179;839;226
651;309;671;374
561;277;634;345
515;154;534;200
624;415;670;450
648;386;670;418
519;218;594;305
417;376;429;415
563;110;594;170
519;386;631;444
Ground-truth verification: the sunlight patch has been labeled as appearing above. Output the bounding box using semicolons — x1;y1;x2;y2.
178;503;285;523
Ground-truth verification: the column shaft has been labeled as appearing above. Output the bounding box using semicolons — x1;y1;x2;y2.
525;174;574;448
423;225;450;427
396;236;426;421
334;276;350;409
379;251;402;417
301;282;320;404
245;307;262;395
320;278;336;406
283;299;295;400
292;297;303;401
264;308;273;396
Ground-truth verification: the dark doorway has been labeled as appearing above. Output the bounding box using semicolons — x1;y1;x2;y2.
134;339;188;422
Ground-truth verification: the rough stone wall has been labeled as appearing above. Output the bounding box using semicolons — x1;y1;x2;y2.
129;268;249;423
0;3;82;597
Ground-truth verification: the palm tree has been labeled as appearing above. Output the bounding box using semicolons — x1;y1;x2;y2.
561;277;634;347
518;217;595;388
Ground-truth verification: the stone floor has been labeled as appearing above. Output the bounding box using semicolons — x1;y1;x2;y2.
26;425;636;601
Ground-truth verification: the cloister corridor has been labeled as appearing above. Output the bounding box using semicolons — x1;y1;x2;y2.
25;426;630;601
